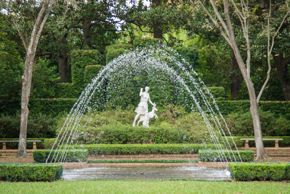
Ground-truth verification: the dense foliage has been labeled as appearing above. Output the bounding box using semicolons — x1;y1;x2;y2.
198;150;254;162
229;163;290;181
62;107;213;144
0;1;289;101
0;163;63;182
33;149;88;163
226;111;290;136
0;114;57;138
0;0;289;144
80;144;217;155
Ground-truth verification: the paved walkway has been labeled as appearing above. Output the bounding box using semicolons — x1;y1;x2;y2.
1;148;290;164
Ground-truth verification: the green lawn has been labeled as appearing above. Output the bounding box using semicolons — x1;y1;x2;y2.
0;180;289;194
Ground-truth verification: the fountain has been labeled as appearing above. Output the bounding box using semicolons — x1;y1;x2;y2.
46;45;241;180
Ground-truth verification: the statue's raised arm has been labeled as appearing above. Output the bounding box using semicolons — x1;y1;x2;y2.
148;96;154;106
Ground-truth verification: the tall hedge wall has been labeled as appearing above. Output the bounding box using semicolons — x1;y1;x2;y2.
208;87;225;100
71;49;104;89
30;98;76;115
217;100;290;118
84;65;102;83
1;99;289;117
105;43;131;64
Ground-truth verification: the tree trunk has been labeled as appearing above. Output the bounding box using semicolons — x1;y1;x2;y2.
274;54;290;100
18;1;51;157
232;48;266;160
83;19;92;48
230;50;242;99
58;34;70;82
223;0;266;160
58;53;70;82
152;0;163;39
247;81;266;159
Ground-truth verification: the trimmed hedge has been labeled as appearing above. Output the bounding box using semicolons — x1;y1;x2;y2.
105;43;131;64
229;162;289;181
226;111;290;136
77;125;207;144
30;98;76;115
286;164;290;180
0;98;75;115
84;65;102;83
217;100;290;118
198;150;254;162
1;99;289;118
55;83;79;98
0;114;57;138
43;138;56;149
88;159;198;163
33;149;88;163
208;87;225;100
0;163;63;182
71;49;104;88
80;144;217;155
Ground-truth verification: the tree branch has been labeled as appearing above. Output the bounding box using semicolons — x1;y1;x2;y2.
257;1;290;102
197;0;231;43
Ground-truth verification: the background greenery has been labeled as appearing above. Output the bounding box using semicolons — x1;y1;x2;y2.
0;1;289;142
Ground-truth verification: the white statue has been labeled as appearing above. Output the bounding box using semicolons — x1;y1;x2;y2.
137;104;158;127
132;86;157;128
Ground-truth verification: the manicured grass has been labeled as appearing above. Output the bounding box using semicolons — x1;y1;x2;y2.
88;159;198;163
0;180;289;194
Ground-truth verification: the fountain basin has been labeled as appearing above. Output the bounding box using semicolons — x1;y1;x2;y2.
62;165;231;181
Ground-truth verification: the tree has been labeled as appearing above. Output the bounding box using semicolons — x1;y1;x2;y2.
18;0;55;156
196;0;289;160
119;0;192;41
3;0;75;156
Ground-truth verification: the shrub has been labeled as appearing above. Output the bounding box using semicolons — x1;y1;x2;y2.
88;159;198;163
30;98;76;115
84;65;102;83
73;110;210;144
32;59;58;98
217;100;290;119
105;43;131;63
208;87;225;100
33;149;88;163
0;114;57;138
71;49;104;88
77;124;197;144
226;111;290;136
55;83;79;98
0;163;63;182
286;163;290;180
198;150;254;162
43;138;56;149
80;144;217;155
229;162;288;181
0;98;76;115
